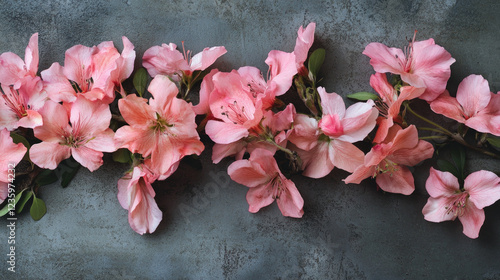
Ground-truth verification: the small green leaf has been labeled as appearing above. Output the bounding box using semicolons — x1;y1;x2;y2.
0;190;25;217
16;191;33;214
437;159;459;178
486;135;500;150
133;68;148;97
30;195;47;221
347;92;380;101
35;169;59;186
307;48;325;80
112;148;132;164
58;157;81;188
450;145;466;181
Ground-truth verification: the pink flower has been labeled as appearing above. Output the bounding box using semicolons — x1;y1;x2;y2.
423;167;500;239
117;165;162;235
192;69;219;115
114;75;204;176
108;36;136;98
227;148;304;218
0;33;39;88
369;72;424;143
0;76;46;130
430;74;500;136
344;125;434;195
288;87;378;178
42;38;131;104
363;34;455;101
0;128;27;204
30;97;115;171
294;22;315;76
142;42;226;79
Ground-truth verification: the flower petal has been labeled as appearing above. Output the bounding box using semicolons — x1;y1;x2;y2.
376;166;415;195
464;170;500;209
458;203;485;239
424;167;460;198
456;74;491;118
277;179;304;218
30;142;71;170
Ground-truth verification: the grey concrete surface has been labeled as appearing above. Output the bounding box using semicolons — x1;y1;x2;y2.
1;0;500;279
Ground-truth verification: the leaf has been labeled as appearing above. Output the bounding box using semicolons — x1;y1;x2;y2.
133;68;148;97
112;148;132;164
10;132;30;161
450;145;466;181
437;159;459;178
0;189;25;217
347;92;380;101
35;169;59;186
30;195;47;221
486;135;500;150
58;157;81;188
307;48;325;80
16;191;33;214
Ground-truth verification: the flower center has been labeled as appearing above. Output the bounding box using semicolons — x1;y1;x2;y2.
150;112;174;134
220;100;251;125
270;173;284;200
63;133;86;148
374;158;399;178
2;86;28;118
445;191;470;218
319;114;344;138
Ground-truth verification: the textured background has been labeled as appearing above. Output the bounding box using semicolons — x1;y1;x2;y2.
1;0;500;279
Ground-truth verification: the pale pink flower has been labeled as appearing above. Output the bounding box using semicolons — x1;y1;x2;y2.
108;36;136;98
430;74;500;136
294;22;316;76
42;38;131;104
423;167;500;239
143;42;226;79
344;125;434;195
363;34;455;101
369;72;424;143
30;97;115;171
114;75;204;176
192;69;219;115
288;87;378;178
227;148;304;218
0;33;39;88
0;76;46;130
0;128;27;204
117;165;162;235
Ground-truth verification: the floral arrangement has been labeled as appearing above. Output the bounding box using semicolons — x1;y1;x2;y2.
1;23;499;239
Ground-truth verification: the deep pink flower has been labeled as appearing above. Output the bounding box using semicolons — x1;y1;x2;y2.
0;33;39;88
369;72;424;143
114;75;204;176
227;148;304;218
142;42;226;79
430;74;500;136
117;165;162;235
30;97;115;171
344;125;434;195
363;34;455;101
294;22;315;76
423;167;500;239
0;76;46;130
288;87;378;178
0;128;27;204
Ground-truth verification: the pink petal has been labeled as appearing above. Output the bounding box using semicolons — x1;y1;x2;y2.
142;43;190;78
212;141;247;164
458;203;485;239
63;44;95;86
424;167;460;198
148;75;180;114
33;100;71;142
422;196;457;223
41;63;77;103
287;114;319;151
329;140;365;173
373;117;393;144
118;94;155;127
276;179;304;218
190;46;227;71
0;52;25;85
0;182;7;204
318;87;345;117
30;142;71;170
205;119;249;144
0;128;27;179
464;170;500;209
71;146;104;172
338;101;378;143
17;110;43;129
228;159;270;188
111;36;136;83
70;97;112;136
389;139;434;166
456;74;491;118
376;166;415;195
85;129;116;153
193;69;218;115
246;182;276;213
363;42;405;75
264;50;297;97
299;141;335;178
25;33;39;75
294;22;315;66
429;90;466;123
387;125;419;152
370;73;395;102
343;164;376;185
114;125;155;155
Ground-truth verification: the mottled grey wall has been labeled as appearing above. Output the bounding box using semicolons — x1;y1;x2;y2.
1;0;500;279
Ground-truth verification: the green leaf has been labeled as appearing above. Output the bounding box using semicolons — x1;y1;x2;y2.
133;68;148;97
112;148;132;164
16;191;33;214
30;195;47;221
307;48;325;80
347;92;380;101
58;157;81;188
10;132;30;161
437;159;459;178
0;189;25;217
486;135;500;150
450;145;466;181
35;169;59;186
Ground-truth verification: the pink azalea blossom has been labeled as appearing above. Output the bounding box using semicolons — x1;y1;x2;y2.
0;128;27;204
117;164;162;235
0;76;46;130
227;148;304;218
288;87;378;178
0;33;39;88
192;68;219;115
430;74;500;136
344;125;434;195
423;167;500;239
42;37;132;104
114;75;204;176
294;22;316;76
142;42;226;79
363;34;455;101
108;36;136;98
30;97;115;171
369;72;424;143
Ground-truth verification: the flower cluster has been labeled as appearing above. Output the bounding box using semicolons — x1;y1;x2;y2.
1;24;499;239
